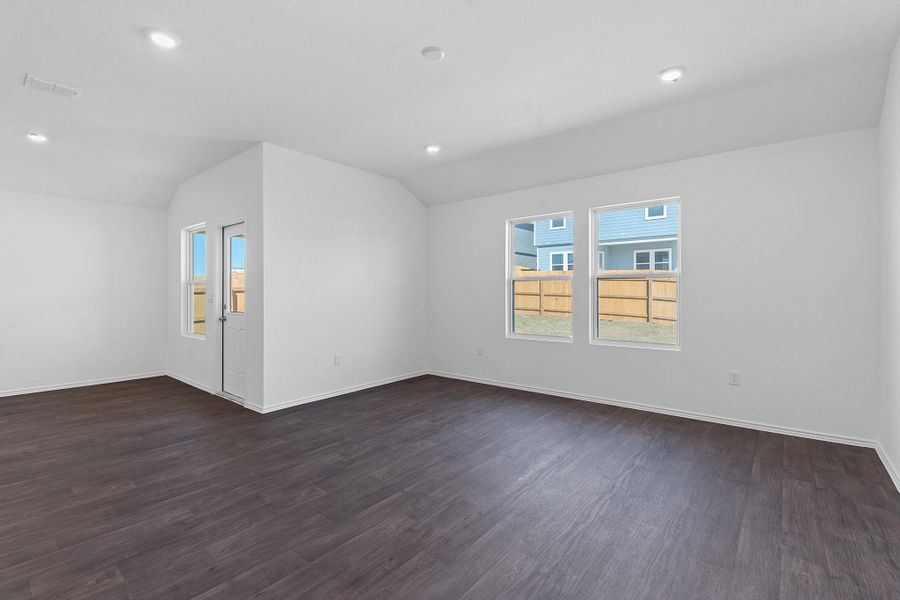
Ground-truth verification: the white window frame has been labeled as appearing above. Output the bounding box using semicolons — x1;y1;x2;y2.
591;198;681;350
507;211;574;343
549;217;567;230
597;250;605;270
633;248;672;271
644;205;667;220
548;250;574;271
182;222;207;339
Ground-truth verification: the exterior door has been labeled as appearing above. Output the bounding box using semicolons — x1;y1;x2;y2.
221;223;247;399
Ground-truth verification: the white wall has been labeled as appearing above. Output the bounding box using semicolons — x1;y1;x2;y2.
428;129;881;442
880;38;900;485
0;190;165;394
261;144;427;411
166;145;264;405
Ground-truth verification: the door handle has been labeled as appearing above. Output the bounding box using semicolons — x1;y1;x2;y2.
219;315;227;323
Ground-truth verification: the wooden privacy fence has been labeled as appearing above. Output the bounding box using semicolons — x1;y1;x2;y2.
598;274;677;324
513;267;677;324
193;284;207;335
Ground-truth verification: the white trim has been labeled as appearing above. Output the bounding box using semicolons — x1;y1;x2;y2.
0;372;165;397
548;250;574;271
599;236;677;247
633;247;672;270
589;339;681;351
645;205;667;220
182;222;208;339
591;197;682;350
7;369;895;493
506;211;575;341
508;210;572;226
506;333;574;343
252;370;428;413
594;196;681;212
165;371;216;394
428;370;878;449
216;391;245;407
875;443;900;493
549;217;567;230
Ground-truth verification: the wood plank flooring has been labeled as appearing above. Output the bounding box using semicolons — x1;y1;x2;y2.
1;375;899;599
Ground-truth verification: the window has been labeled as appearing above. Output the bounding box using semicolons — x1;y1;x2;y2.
645;205;666;220
549;251;574;271
549;217;566;230
635;251;651;270
592;200;680;348
508;213;574;340
183;224;207;336
634;249;671;271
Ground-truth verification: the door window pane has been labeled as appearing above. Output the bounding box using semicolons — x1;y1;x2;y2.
230;234;246;314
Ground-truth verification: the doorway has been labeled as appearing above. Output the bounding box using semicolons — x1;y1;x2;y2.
221;222;247;399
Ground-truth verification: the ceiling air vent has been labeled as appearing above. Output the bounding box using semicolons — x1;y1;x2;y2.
24;73;82;98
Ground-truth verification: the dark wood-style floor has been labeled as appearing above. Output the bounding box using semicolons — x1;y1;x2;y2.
1;376;899;599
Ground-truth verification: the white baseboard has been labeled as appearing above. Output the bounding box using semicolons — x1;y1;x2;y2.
256;370;428;414
243;401;264;413
430;370;900;495
3;365;897;494
164;371;216;394
164;370;428;413
875;443;900;494
428;370;878;448
0;372;165;397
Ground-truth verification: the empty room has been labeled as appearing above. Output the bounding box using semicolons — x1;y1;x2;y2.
3;1;900;598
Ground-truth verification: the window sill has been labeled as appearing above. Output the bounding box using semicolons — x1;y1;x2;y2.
506;333;574;344
590;339;681;351
182;332;206;341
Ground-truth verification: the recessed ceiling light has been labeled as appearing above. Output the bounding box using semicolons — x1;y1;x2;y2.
26;132;48;143
146;29;181;49
658;66;686;82
421;46;445;61
424;144;441;155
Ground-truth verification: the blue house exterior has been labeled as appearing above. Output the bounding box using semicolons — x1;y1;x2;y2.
513;223;537;269
531;204;679;271
533;217;575;271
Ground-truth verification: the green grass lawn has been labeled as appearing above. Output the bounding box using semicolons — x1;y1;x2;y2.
513;313;677;345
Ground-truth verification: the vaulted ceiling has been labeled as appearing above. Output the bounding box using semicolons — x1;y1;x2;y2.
2;0;899;207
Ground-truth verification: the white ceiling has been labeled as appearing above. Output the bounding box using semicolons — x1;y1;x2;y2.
2;0;899;208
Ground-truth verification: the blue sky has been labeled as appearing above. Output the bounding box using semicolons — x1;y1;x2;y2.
231;235;246;270
192;233;245;277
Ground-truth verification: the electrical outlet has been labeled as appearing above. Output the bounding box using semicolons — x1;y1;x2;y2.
728;370;741;386
476;346;484;357
334;354;342;366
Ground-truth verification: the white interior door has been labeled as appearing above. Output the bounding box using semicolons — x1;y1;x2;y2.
222;223;247;399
